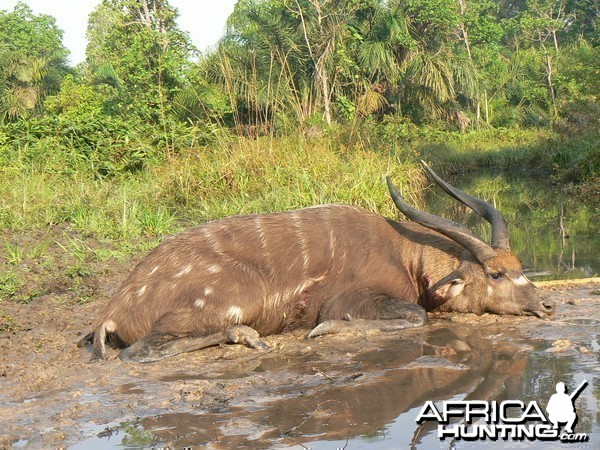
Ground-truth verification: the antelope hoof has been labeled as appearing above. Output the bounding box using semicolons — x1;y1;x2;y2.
226;325;270;350
308;320;350;338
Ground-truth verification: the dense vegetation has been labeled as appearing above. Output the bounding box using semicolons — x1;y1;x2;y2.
1;1;598;166
0;1;598;305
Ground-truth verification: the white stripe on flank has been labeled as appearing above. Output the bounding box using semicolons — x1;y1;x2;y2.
291;211;310;271
254;216;267;250
255;215;272;271
270;276;326;307
202;227;225;256
325;212;336;262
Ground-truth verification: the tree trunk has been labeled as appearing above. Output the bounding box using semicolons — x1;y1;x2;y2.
552;29;559;52
484;91;489;125
545;52;557;118
296;0;333;125
457;0;472;59
139;0;152;27
318;61;332;124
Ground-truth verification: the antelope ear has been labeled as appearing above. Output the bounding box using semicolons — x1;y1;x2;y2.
433;276;466;302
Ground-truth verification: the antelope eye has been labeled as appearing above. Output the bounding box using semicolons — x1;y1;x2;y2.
490;272;502;280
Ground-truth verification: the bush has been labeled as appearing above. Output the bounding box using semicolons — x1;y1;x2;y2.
0;114;160;178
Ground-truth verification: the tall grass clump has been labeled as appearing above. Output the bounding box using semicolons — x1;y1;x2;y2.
2;119;594;263
153;132;426;222
0;131;425;256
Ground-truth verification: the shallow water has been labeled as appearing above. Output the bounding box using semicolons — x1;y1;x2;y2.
3;170;598;449
68;287;598;449
425;169;598;281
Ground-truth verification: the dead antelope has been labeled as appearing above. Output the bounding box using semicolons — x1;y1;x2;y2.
78;163;554;362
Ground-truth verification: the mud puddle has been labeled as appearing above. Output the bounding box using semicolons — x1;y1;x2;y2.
0;282;598;449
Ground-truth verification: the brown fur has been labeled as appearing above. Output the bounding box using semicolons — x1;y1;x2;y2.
79;204;551;361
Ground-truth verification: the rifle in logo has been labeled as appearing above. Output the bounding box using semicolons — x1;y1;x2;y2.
546;379;588;434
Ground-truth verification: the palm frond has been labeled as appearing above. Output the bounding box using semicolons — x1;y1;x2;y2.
356;88;388;116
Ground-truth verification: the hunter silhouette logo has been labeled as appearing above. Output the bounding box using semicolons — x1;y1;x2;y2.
547;380;587;435
416;379;590;442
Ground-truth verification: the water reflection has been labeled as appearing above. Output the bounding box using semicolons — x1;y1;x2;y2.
90;301;597;449
135;325;528;448
424;170;598;280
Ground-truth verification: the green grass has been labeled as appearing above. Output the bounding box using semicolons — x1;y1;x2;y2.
416;127;599;181
0;131;425;307
0;132;425;246
0;125;596;305
416;128;553;171
1;126;596;249
0;270;25;301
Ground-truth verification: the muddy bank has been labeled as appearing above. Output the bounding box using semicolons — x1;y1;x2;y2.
0;281;598;449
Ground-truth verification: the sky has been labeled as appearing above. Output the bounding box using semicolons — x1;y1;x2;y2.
1;0;237;65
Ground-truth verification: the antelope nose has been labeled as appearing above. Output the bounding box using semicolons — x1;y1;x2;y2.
539;299;555;314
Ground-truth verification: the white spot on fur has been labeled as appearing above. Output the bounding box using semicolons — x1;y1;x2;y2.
487;285;494;296
226;306;243;324
204;287;213;296
136;285;147;296
194;298;206;308
105;319;117;332
149;265;159;275
175;263;192;278
512;275;530;286
207;264;222;274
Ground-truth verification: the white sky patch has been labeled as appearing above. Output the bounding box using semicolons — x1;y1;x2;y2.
3;0;236;65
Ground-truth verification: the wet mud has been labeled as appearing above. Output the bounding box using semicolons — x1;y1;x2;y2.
0;281;598;449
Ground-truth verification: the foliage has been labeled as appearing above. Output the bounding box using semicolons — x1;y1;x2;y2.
85;0;197;134
0;2;70;121
0;0;596;218
0;96;161;179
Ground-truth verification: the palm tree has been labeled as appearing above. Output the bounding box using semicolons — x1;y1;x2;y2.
0;53;50;121
401;49;479;123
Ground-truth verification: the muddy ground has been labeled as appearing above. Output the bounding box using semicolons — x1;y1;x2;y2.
0;274;598;448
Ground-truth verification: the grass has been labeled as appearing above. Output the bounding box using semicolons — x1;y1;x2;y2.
4;239;49;265
416;128;553;171
417;127;599;182
0;270;25;301
0;131;425;244
0;130;424;306
0;124;597;305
